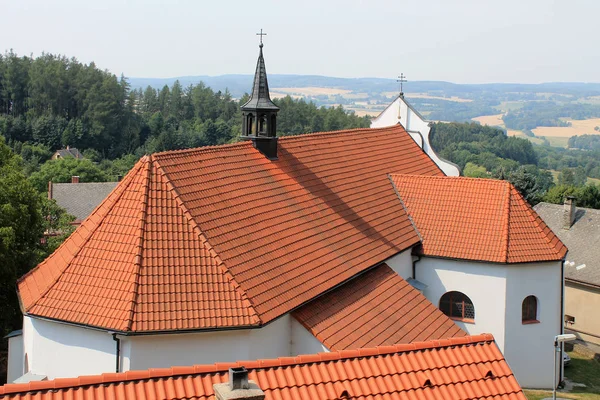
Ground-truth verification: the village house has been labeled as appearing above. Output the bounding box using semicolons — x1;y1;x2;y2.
50;146;83;160
47;176;118;225
535;198;600;345
7;42;567;390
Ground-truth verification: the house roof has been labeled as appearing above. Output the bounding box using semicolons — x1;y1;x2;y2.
390;175;567;264
0;334;526;400
18;125;443;333
293;263;465;350
50;182;119;221
534;202;600;286
53;148;83;159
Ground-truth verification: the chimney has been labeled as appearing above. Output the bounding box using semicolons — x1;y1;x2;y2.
563;196;576;230
48;181;53;200
71;176;80;184
117;175;123;182
213;367;265;400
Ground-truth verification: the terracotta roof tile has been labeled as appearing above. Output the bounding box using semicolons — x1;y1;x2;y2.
19;125;442;332
0;334;526;400
390;175;567;263
293;263;465;350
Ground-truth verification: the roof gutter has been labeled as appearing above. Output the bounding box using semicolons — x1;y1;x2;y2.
565;277;600;290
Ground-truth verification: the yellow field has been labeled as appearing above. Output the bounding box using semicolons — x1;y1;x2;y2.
271;87;351;96
270;91;302;99
472;114;504;126
533;118;600;137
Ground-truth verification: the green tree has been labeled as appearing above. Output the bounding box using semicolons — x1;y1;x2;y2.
29;157;109;192
0;137;44;336
39;195;76;255
463;162;488;178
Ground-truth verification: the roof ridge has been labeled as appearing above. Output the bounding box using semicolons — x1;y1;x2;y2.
124;157;152;332
0;334;496;395
501;180;512;263
150;125;408;159
18;158;150;312
152;159;262;326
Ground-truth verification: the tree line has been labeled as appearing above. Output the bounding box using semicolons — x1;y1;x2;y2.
430;122;600;208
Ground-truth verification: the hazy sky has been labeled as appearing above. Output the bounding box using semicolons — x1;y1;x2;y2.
3;0;598;84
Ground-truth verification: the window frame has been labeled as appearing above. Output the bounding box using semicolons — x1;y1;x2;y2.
522;295;539;324
439;291;475;323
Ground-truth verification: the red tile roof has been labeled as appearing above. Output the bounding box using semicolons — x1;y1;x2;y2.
19;125;443;332
293;263;465;350
0;334;526;400
390;175;567;263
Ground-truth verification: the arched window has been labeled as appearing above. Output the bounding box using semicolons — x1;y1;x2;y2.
439;291;475;321
259;115;267;134
522;295;538;323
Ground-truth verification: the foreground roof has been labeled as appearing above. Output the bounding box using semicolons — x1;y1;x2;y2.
534;202;600;286
0;334;525;400
293;263;465;350
50;182;118;221
391;175;567;263
19;125;443;332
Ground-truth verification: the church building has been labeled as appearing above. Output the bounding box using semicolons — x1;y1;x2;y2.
7;40;567;390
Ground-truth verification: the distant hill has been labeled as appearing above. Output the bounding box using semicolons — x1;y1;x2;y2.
128;75;600;98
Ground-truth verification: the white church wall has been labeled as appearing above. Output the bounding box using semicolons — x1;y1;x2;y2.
291;316;328;356
7;333;24;383
129;330;251;370
385;248;413;280
129;316;292;371
416;258;508;351
371;96;459;176
503;262;562;389
27;317;116;380
248;315;292;360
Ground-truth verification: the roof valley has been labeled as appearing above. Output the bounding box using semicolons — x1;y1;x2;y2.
125;157;152;332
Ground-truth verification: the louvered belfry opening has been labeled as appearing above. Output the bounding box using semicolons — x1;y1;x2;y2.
241;42;280;160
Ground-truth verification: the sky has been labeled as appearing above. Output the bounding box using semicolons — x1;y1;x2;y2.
3;0;599;84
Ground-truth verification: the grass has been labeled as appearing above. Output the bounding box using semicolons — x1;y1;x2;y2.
524;351;600;399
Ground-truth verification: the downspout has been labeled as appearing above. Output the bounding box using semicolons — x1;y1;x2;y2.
412;255;421;280
559;259;565;385
112;333;121;373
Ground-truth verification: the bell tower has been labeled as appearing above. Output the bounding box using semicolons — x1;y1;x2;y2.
241;30;280;160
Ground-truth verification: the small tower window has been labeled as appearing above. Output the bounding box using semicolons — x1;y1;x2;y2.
522;295;538;323
439;291;475;322
259;115;267;134
247;114;255;136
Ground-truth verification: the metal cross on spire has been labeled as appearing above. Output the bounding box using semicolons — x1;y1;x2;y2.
256;29;267;47
397;73;407;97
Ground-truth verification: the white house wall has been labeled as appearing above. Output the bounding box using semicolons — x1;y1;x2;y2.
415;258;508;351
503;262;562;389
26;316;116;380
290;316;328;355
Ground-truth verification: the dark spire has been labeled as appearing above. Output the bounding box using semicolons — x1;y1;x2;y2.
241;42;279;111
241;31;279;160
